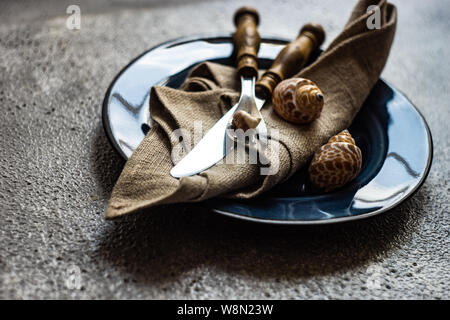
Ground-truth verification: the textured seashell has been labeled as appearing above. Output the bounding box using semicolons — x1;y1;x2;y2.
232;110;261;131
308;130;362;192
272;78;324;124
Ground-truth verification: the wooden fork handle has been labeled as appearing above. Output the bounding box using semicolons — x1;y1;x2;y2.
233;7;261;78
256;23;325;98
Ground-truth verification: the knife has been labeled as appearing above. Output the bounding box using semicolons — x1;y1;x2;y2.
170;23;325;178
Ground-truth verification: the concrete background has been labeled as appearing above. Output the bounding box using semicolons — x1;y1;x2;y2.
0;0;448;299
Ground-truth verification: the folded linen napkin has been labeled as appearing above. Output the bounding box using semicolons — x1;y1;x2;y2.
106;0;397;218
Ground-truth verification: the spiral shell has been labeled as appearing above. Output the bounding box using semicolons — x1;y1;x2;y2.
308;130;362;192
272;78;324;124
232;110;261;131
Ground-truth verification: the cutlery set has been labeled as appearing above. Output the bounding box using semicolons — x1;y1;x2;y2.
103;2;432;223
170;7;325;178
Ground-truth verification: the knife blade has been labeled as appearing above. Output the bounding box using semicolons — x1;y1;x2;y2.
170;95;266;178
170;23;325;178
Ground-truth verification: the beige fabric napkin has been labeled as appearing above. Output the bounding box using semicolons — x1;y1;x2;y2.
106;0;397;219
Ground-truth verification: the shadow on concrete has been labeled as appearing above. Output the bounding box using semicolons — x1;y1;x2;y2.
94;186;428;285
89;76;429;288
90;123;126;200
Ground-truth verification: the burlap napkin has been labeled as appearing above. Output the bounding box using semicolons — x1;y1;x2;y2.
106;0;397;218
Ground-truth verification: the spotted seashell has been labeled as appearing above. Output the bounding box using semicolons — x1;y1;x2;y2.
232;110;261;131
308;130;362;192
272;78;324;124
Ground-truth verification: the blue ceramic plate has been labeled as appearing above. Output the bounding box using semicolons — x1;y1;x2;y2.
102;35;433;225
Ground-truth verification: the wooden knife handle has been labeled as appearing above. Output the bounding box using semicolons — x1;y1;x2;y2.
256;23;325;98
233;7;261;78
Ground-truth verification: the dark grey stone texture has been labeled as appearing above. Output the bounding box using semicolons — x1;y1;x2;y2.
0;0;448;299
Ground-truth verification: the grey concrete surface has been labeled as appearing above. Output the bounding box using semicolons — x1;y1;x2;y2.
0;0;448;299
